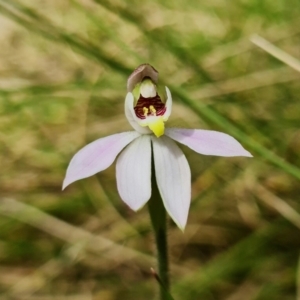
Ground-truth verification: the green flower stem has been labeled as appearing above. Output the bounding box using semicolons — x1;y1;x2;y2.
148;165;170;300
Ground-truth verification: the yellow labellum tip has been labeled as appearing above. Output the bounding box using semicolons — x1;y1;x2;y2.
148;117;165;137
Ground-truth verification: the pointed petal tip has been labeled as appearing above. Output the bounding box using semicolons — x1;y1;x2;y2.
121;193;150;212
245;151;253;158
172;212;188;231
126;202;145;212
176;222;186;232
241;148;253;157
169;214;187;231
62;179;70;191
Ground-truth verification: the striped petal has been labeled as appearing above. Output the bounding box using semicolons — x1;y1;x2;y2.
166;128;252;157
116;135;152;211
63;131;140;189
152;136;191;230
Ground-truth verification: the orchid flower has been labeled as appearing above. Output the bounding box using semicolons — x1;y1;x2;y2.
63;64;252;230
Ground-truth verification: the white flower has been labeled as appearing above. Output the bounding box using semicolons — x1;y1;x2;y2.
63;64;252;230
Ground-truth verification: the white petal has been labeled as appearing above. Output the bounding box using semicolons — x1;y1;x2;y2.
162;86;172;121
124;92;151;134
166;128;253;157
116;135;152;211
152;136;191;230
63;131;140;189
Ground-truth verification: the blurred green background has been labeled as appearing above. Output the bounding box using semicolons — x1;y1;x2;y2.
0;0;300;299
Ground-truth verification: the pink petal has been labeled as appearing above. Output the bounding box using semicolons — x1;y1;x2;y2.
166;128;252;157
116;135;152;211
152;136;191;230
63;131;140;189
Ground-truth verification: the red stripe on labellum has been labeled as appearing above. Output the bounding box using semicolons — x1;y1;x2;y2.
134;94;166;119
